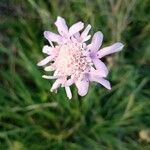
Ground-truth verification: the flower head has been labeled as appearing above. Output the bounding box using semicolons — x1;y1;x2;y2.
37;16;124;99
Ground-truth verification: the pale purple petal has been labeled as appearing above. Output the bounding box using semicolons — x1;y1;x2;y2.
90;31;103;52
55;16;68;35
42;75;58;79
53;70;59;76
75;79;89;96
69;22;84;36
50;79;62;92
90;67;107;78
44;65;55;71
81;24;91;42
64;78;74;87
73;32;80;40
71;36;78;43
81;24;91;39
98;42;124;58
82;35;91;42
42;45;54;55
89;76;111;90
37;56;54;66
92;59;108;76
44;31;62;43
65;86;72;99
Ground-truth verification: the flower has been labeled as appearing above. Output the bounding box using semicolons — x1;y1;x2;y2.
37;16;124;99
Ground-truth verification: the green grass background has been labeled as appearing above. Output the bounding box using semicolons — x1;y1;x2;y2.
0;0;150;149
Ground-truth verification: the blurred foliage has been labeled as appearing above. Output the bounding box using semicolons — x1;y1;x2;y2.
0;0;150;149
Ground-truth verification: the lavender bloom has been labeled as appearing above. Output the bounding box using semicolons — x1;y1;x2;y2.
37;16;124;99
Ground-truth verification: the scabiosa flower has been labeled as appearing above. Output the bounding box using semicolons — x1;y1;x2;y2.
37;16;124;99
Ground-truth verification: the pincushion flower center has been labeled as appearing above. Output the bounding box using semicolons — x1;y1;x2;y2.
55;42;90;78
